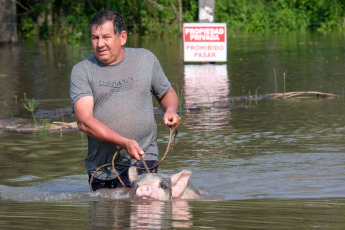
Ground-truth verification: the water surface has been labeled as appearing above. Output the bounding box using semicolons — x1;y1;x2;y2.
0;31;345;229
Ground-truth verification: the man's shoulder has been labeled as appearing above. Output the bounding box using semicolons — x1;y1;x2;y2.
125;47;155;58
73;56;98;69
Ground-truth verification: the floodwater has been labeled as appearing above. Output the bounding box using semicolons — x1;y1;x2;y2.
1;31;345;229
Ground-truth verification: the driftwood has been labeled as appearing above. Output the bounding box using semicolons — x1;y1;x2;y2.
227;91;339;101
269;91;339;99
51;121;78;130
0;119;77;132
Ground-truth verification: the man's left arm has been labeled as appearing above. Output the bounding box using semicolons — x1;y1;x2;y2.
157;87;181;129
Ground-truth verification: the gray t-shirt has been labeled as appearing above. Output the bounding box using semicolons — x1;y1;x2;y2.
70;48;171;179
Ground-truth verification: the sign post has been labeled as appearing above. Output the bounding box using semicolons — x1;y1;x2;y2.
183;23;227;62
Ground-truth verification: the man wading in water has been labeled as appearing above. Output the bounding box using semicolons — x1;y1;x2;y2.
70;10;181;191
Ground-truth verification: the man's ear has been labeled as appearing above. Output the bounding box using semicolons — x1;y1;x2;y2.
120;30;127;46
171;170;191;198
128;166;138;183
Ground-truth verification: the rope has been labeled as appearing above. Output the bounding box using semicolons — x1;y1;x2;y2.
140;155;150;174
89;127;178;191
137;127;178;171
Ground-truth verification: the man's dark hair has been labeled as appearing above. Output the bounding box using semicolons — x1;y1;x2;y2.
88;10;126;36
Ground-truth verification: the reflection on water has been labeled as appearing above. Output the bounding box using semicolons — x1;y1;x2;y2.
1;32;345;228
184;64;229;108
129;200;192;229
1;198;345;229
183;108;231;133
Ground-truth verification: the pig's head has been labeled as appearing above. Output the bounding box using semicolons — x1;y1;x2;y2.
128;166;191;200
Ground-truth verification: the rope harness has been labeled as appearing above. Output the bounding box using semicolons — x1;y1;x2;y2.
89;127;178;192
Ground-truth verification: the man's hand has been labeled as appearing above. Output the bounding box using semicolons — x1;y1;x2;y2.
123;139;145;161
158;87;181;129
74;96;145;161
164;111;181;129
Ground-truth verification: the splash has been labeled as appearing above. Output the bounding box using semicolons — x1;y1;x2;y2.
0;175;132;202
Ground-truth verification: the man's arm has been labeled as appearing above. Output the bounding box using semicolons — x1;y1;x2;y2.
157;87;181;129
73;96;144;160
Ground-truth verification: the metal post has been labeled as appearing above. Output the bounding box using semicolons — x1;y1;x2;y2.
199;0;215;23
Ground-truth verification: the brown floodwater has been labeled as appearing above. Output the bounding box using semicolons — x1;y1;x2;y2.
0;31;345;229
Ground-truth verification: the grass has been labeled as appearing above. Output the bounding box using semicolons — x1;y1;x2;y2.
23;97;39;126
36;119;50;138
176;84;184;115
283;72;286;94
3;101;14;118
273;69;278;93
273;69;288;95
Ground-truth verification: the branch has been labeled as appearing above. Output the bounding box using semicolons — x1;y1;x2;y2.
86;0;97;13
169;0;178;16
146;0;174;13
15;0;32;14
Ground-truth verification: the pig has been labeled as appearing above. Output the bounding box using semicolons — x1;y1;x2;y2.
128;166;201;200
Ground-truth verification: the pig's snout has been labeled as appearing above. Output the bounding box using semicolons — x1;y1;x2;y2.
136;185;152;198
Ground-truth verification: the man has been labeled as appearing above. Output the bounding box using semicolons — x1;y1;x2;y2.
70;10;181;191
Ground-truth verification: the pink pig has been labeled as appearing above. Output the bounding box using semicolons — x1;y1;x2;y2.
128;166;200;200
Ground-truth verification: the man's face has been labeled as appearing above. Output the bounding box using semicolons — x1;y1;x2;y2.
91;20;127;65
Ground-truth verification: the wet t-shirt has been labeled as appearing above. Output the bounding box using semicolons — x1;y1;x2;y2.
70;48;171;179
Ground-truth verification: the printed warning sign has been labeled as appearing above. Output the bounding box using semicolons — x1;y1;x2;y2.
183;23;227;62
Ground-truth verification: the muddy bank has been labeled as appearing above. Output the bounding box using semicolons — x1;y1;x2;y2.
0;118;77;132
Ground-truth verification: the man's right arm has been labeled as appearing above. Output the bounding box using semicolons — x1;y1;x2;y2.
73;96;144;161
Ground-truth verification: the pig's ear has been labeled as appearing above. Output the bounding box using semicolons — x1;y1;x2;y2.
171;170;191;198
128;166;138;183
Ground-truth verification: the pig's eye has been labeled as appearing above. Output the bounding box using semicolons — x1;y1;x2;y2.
159;181;167;190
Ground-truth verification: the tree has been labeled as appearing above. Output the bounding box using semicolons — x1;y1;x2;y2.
0;0;18;42
146;0;183;33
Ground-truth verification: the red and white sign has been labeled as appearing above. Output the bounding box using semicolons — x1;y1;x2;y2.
183;23;227;62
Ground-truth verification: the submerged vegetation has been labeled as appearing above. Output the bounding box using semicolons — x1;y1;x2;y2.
15;0;345;42
22;95;52;135
23;96;39;126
